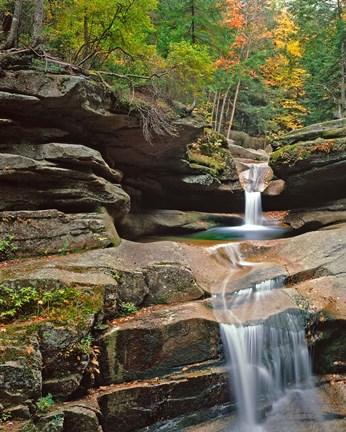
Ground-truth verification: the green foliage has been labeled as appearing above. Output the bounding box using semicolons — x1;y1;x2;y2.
0;283;102;325
58;237;71;255
46;0;157;69
1;0;344;138
288;0;346;124
36;393;54;413
155;0;226;55
0;235;17;261
0;285;39;321
187;128;231;175
111;269;120;282
118;302;138;317
165;41;215;103
0;411;11;422
270;137;346;166
78;335;93;354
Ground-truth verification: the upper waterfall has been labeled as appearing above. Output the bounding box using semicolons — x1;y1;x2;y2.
243;163;271;227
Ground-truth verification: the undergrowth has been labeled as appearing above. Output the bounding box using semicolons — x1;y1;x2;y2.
0;284;102;326
186;128;231;176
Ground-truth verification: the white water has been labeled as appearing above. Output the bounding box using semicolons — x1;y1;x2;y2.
243;163;268;227
245;191;263;226
210;160;324;431
221;317;313;432
211;245;322;431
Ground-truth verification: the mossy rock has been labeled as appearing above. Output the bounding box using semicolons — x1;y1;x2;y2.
273;118;346;147
269;136;346;168
186;128;231;177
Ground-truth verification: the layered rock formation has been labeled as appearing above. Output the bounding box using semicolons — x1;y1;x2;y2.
268;118;346;209
0;222;345;431
0;56;345;432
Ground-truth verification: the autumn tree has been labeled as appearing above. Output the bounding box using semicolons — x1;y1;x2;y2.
216;0;273;137
262;9;308;135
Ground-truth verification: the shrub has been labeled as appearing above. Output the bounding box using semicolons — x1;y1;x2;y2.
0;235;17;261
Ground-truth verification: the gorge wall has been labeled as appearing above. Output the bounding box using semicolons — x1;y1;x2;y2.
0;56;345;431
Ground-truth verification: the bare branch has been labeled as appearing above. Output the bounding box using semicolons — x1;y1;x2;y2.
96;70;168;80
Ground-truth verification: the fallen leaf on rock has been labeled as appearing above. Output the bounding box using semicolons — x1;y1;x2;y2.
26;345;35;355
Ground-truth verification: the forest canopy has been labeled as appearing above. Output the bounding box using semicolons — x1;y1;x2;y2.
1;0;345;138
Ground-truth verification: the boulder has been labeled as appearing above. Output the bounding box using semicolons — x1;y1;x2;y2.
263;179;285;196
0;209;119;258
97;368;229;432
0;149;130;218
273;118;346;147
228;143;268;161
283;199;346;231
117;209;243;240
63;405;102;432
0;326;42;411
98;301;220;384
269;135;346;207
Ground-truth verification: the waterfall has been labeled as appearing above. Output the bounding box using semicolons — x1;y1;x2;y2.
243;163;269;227
210;244;321;431
221;318;313;431
245;191;262;226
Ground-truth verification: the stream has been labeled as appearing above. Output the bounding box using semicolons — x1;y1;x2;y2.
208;163;328;431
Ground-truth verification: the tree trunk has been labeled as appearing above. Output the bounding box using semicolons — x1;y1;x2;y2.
338;0;346;115
82;9;90;60
214;92;221;131
341;40;346;115
218;84;232;133
3;0;23;49
32;0;44;47
210;92;218;130
226;80;241;139
191;0;196;44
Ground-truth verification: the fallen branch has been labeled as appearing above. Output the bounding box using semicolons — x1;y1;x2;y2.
96;70;168;80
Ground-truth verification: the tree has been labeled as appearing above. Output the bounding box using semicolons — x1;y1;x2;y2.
262;10;308;134
217;0;273;137
1;0;44;49
32;0;43;47
46;0;157;68
155;0;226;55
2;0;22;49
289;0;346;122
164;40;215;103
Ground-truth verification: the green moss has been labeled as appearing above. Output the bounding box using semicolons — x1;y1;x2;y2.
270;137;346;167
0;283;103;327
117;302;138;317
321;127;346;138
186;128;231;176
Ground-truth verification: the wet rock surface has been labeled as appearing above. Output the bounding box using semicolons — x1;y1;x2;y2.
0;62;345;432
98;368;229;432
118;210;243;240
99;301;220;385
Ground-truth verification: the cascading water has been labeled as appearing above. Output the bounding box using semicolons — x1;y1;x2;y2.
245;191;262;226
208;163;325;431
243;163;269;227
211;244;324;432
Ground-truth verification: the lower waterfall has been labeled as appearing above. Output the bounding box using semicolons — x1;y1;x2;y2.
209;159;326;430
211;243;325;431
